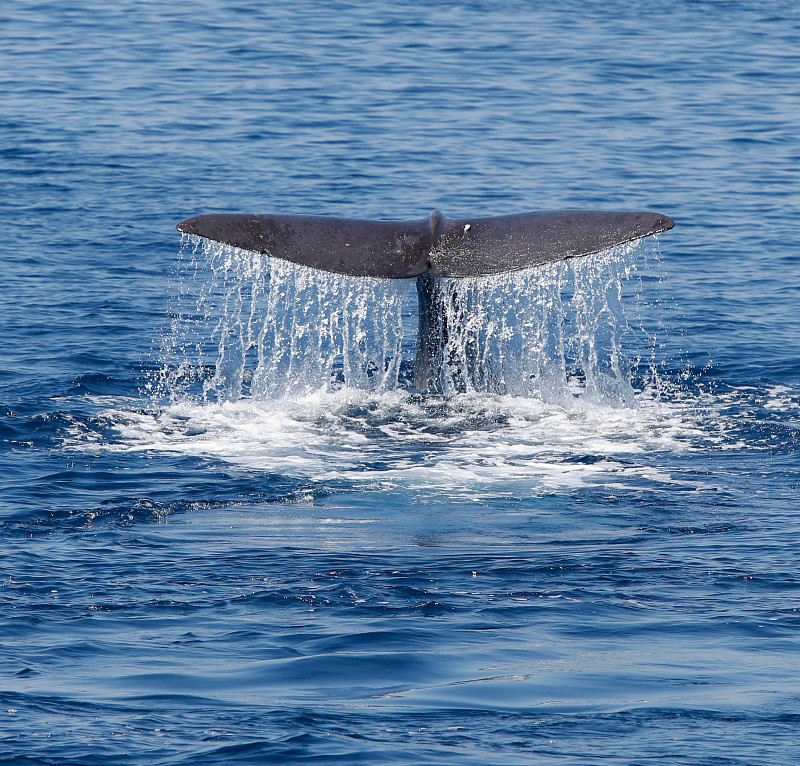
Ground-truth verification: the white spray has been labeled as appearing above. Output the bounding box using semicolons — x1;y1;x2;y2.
154;235;660;405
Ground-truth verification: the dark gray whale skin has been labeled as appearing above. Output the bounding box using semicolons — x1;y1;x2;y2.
176;209;674;279
177;209;674;391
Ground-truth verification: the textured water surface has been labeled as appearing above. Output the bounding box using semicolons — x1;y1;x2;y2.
2;1;800;764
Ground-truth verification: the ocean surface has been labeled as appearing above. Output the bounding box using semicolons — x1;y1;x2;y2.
2;1;800;763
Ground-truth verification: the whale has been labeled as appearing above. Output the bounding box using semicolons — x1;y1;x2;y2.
177;209;674;391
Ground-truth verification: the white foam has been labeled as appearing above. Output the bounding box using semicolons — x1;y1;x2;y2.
92;387;705;498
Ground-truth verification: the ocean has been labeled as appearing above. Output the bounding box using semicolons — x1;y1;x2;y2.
2;1;799;763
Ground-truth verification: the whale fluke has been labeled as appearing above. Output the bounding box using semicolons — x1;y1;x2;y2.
177;213;431;278
177;209;674;279
178;208;674;392
429;210;674;277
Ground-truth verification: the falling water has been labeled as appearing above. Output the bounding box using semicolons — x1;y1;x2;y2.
154;235;664;404
154;236;408;401
423;240;659;401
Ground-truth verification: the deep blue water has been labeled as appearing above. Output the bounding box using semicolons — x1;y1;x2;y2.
2;1;800;764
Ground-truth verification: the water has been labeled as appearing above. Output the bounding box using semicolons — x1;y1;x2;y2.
160;236;652;400
2;1;800;764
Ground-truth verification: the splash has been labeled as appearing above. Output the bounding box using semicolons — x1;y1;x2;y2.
418;240;656;401
153;236;408;401
100;235;693;496
152;235;665;405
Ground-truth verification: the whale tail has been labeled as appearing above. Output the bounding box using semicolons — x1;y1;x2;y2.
176;209;674;279
177;208;674;392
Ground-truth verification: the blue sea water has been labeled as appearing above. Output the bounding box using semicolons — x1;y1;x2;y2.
2;1;800;763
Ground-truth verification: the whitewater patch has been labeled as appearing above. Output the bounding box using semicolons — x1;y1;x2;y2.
83;388;708;499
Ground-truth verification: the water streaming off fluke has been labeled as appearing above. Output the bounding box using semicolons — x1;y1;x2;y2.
154;234;665;404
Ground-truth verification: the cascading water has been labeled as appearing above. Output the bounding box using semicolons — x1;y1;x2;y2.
155;236;408;401
154;234;664;405
416;240;657;401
